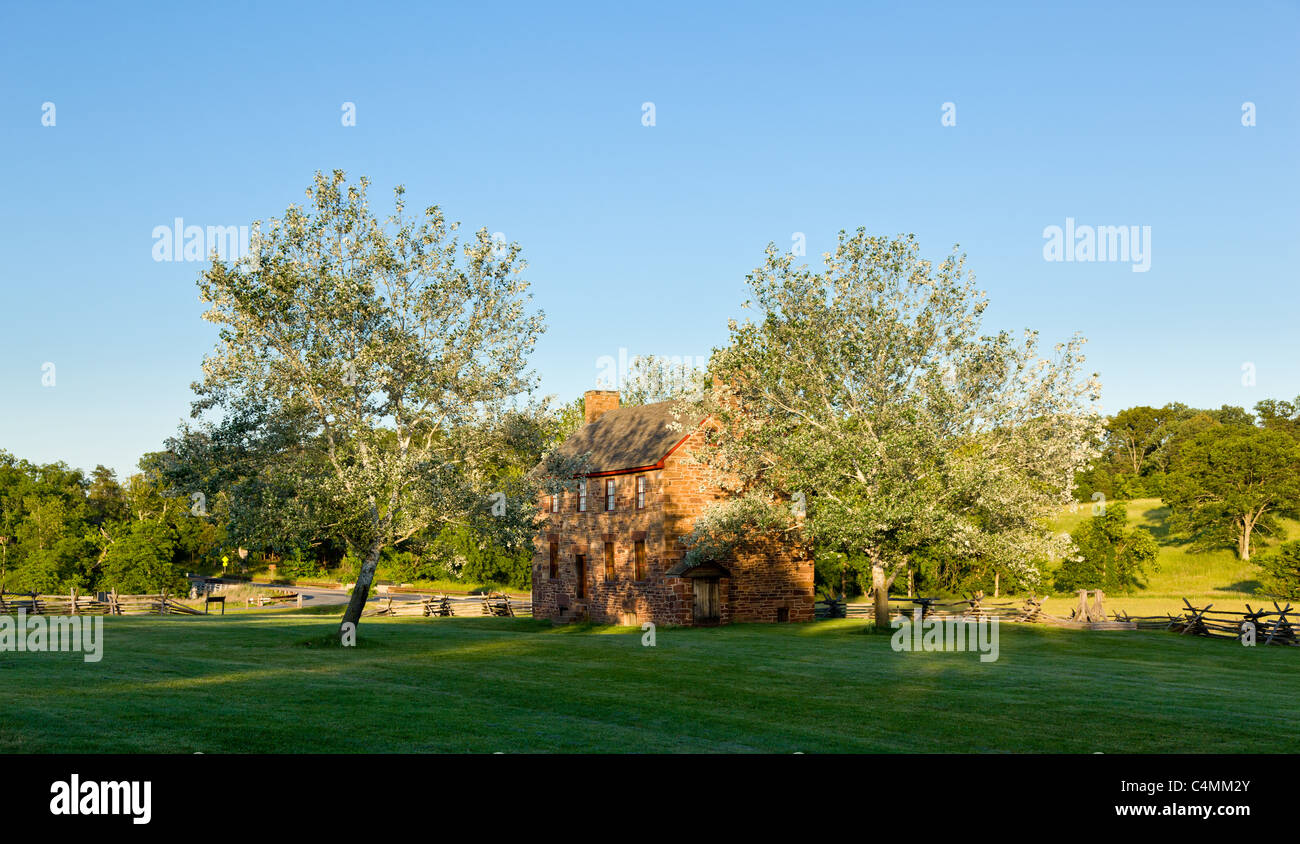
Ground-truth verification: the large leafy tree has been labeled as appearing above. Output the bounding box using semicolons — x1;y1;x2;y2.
101;518;185;594
1164;425;1300;560
676;231;1102;625
193;170;545;635
1105;406;1168;476
1255;397;1300;439
620;354;706;406
161;400;334;561
0;453;94;593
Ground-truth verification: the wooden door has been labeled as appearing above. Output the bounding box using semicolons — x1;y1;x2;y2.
574;555;586;599
693;577;720;623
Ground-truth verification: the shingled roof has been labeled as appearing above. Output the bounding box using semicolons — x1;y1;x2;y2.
555;400;704;475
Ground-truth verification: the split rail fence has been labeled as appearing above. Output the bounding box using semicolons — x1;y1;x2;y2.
818;590;1297;647
363;592;533;619
0;589;202;615
1152;598;1298;646
815;592;1049;624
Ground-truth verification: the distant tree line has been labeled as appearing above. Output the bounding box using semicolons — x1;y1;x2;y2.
1046;397;1300;599
1073;398;1300;562
0;452;215;595
0;351;704;598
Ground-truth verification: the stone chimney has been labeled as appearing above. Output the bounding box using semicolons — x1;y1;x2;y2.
584;390;619;424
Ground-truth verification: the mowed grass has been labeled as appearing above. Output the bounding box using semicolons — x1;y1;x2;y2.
2;612;1297;753
1040;498;1300;617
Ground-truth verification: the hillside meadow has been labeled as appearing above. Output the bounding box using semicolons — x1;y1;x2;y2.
1038;498;1300;617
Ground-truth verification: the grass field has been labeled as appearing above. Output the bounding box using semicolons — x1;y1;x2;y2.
2;612;1297;753
1037;498;1300;618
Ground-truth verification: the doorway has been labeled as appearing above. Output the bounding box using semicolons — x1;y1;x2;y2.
574;554;586;599
692;577;720;624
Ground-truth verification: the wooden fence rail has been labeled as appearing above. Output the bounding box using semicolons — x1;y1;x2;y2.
0;589;201;616
1171;599;1297;646
246;591;303;608
815;592;1047;623
363;592;533;619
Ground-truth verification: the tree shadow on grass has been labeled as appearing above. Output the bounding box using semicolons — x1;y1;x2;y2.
295;633;390;649
1216;580;1263;595
1132;501;1196;547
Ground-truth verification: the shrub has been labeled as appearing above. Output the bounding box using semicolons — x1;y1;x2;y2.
1111;473;1147;500
1055;503;1157;594
1257;541;1300;599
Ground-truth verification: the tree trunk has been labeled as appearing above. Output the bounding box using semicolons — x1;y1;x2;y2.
339;542;384;636
872;564;890;629
1239;520;1253;561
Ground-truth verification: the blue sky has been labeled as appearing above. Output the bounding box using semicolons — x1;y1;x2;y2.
1;0;1297;479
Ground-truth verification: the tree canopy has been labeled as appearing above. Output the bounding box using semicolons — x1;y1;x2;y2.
675;231;1102;624
191;170;547;633
1163;425;1300;561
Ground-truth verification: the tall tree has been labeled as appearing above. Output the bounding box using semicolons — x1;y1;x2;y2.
1105;406;1170;476
193;170;545;636
1255;397;1300;439
1164;426;1300;560
675;231;1102;626
620;354;707;406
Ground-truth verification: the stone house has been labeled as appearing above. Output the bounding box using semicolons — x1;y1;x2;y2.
531;390;814;626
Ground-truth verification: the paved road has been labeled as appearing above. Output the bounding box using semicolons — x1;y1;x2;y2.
200;579;429;608
203;579;523;610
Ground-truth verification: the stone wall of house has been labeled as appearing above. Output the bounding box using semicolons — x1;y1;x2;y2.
532;466;693;625
531;427;815;626
716;538;816;623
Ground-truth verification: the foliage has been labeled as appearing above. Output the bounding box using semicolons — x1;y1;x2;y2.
1255;540;1300;599
1055;503;1158;594
1106;406;1173;476
0;451;211;595
620;354;707;406
427;523;531;590
1163;425;1300;560
1075;402;1274;499
813;547;870;599
675;231;1102;618
101;518;187;594
191;170;546;631
1255;397;1300;439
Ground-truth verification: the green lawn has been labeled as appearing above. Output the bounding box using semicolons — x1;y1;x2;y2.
2;612;1296;753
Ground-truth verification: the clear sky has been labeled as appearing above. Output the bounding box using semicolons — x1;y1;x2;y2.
1;1;1297;479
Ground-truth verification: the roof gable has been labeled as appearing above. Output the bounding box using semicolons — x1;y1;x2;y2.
555;400;703;476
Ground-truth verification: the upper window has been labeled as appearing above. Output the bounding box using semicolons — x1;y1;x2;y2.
577;479;587;512
550;493;559;513
605;478;616;512
636;476;647;509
